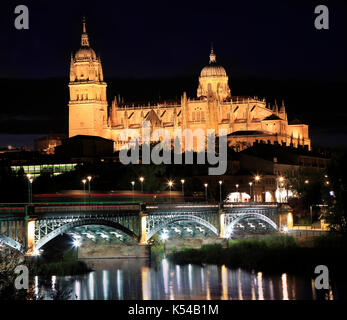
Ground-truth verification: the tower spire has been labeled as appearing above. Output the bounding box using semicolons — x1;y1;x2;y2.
81;17;90;47
209;42;216;64
83;16;86;33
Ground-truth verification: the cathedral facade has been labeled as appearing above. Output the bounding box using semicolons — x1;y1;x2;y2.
69;21;311;152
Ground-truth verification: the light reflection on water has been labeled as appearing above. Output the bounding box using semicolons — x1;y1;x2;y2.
36;258;338;300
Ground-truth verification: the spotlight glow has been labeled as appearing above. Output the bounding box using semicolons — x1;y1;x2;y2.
73;239;81;247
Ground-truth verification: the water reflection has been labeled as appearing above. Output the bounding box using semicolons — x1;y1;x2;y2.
35;259;338;300
281;273;289;300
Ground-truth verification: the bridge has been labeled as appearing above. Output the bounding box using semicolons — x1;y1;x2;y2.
0;202;293;255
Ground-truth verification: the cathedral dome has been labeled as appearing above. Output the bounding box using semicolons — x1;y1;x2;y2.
75;47;97;60
200;48;227;77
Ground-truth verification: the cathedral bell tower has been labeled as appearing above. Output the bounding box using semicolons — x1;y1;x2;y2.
68;18;108;138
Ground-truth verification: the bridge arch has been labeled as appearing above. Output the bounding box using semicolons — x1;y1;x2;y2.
35;218;139;251
225;212;278;238
0;234;24;253
146;215;218;242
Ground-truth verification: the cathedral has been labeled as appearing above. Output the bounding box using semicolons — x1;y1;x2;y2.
68;20;311;152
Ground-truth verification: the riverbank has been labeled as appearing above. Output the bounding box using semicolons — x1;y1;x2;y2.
168;234;347;275
32;248;92;276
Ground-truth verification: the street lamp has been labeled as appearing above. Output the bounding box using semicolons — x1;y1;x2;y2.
218;180;222;204
204;183;208;202
139;176;144;193
131;181;135;201
180;179;185;198
87;176;92;203
235;184;239;202
168;180;173;203
82;179;87;203
249;182;253;202
26;174;33;203
254;175;261;202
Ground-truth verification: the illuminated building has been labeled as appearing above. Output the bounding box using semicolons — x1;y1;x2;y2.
69;20;311;152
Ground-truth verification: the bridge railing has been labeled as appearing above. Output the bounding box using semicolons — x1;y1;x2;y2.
33;202;142;214
145;202;220;210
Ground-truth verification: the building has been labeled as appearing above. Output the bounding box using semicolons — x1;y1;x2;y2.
68;20;311;152
203;143;330;203
55;135;114;162
34;134;66;154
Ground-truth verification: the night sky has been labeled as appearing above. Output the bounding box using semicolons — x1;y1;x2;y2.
0;0;346;148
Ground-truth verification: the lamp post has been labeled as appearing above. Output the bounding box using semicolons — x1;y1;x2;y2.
180;179;185;198
255;175;261;202
82;179;87;204
131;181;135;201
204;183;208;202
87;176;92;203
139;176;144;193
235;184;239;202
249;182;253;202
219;180;222;204
26;174;33;203
168;181;173;203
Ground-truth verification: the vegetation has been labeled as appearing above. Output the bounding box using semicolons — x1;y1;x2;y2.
0;250;36;300
33;245;91;276
323;152;347;234
32;260;90;277
169;234;347;275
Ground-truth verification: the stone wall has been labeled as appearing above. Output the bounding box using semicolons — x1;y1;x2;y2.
78;241;150;259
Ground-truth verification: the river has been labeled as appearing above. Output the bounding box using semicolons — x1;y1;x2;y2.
35;258;337;300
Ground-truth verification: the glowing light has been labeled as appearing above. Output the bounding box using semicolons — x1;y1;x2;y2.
180;179;185;184
131;181;135;186
255;175;260;181
73;239;81;247
249;182;253;186
305;180;309;184
219;180;223;185
235;184;239;188
281;273;289;300
82;179;86;184
221;265;228;300
204;183;208;188
139;176;144;182
87;176;92;181
168;180;173;187
282;226;288;233
141;267;150;300
33;249;41;256
257;272;264;300
279;176;285;182
326;181;330;185
160;232;169;241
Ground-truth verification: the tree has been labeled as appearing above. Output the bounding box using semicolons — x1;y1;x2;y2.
323;152;347;234
0;249;36;300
